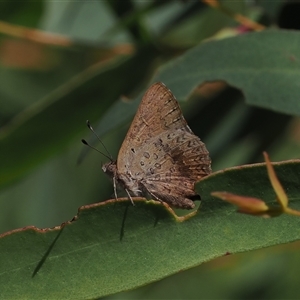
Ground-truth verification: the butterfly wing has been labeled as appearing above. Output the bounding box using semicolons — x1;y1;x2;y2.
116;82;211;208
117;82;194;172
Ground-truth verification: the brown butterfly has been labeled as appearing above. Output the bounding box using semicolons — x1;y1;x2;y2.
102;82;211;209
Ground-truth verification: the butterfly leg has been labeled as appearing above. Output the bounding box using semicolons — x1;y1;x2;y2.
125;188;135;206
113;176;118;201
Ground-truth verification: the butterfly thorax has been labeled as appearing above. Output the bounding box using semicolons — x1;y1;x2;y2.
118;171;144;196
102;161;143;196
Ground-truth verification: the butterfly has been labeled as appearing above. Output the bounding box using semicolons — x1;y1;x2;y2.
101;82;211;209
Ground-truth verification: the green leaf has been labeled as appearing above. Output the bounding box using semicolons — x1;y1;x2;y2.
1;159;300;299
106;241;300;299
155;29;300;116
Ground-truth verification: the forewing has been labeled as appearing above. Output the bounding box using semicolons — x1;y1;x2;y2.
117;82;191;172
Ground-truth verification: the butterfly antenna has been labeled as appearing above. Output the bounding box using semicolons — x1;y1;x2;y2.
81;139;112;161
86;120;113;160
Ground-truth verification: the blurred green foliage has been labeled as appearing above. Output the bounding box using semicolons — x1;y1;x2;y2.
1;0;300;299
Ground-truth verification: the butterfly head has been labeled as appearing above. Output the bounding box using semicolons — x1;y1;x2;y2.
102;161;117;178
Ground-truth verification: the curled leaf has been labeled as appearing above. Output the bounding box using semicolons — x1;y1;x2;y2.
211;152;300;218
263;152;288;210
211;192;269;214
210;191;282;217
